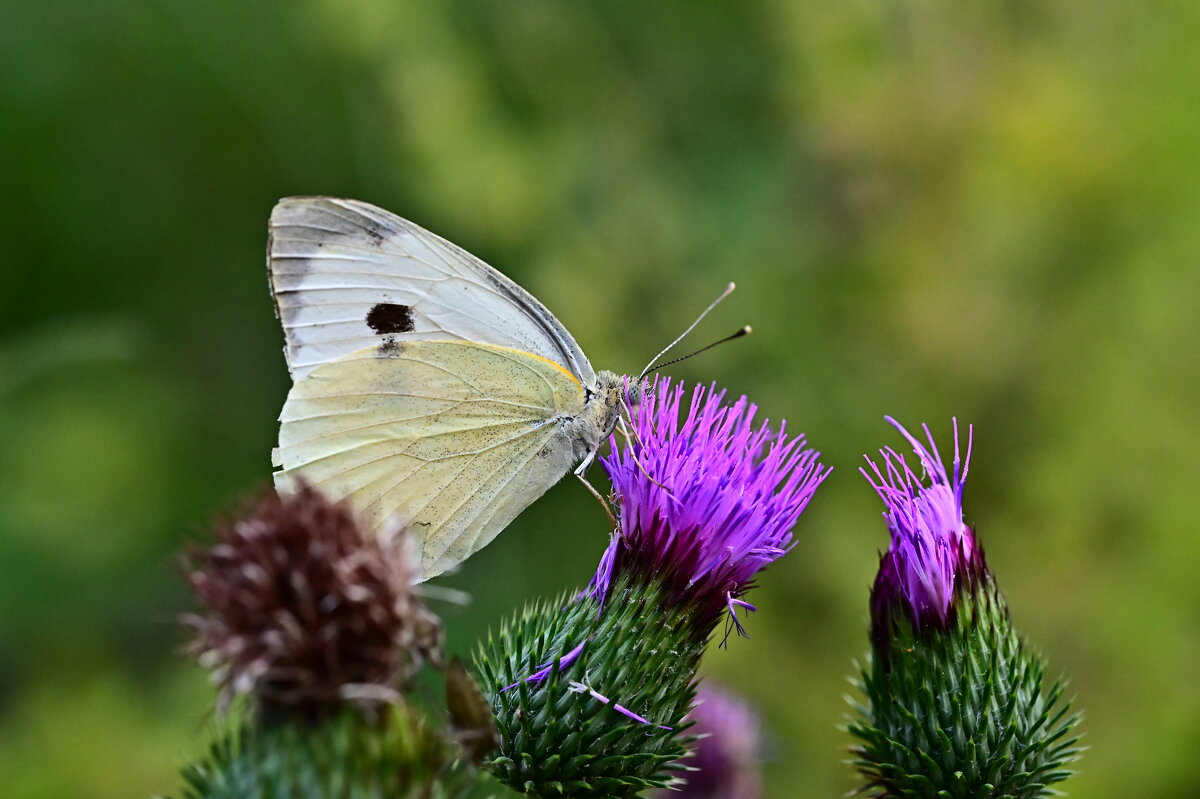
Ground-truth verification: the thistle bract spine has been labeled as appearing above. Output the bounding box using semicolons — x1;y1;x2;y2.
850;578;1082;798
474;577;705;798
177;704;496;799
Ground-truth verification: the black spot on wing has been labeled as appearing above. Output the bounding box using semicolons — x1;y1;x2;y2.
367;303;415;334
379;337;402;356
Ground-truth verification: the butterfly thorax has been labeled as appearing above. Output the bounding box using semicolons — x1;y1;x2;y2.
565;370;625;461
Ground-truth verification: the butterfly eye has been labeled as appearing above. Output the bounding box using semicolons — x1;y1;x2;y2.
625;380;645;410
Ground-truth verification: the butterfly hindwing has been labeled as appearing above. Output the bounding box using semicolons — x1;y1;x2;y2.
274;338;588;579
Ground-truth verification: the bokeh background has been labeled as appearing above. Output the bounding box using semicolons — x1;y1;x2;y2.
3;1;1198;796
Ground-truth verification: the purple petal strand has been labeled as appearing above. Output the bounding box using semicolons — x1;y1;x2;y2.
580;533;620;604
500;639;586;692
568;681;673;730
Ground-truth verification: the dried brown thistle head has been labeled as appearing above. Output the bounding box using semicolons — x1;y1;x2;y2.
183;482;442;715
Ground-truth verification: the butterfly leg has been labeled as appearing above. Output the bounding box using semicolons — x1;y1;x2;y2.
574;471;617;531
573;449;596;477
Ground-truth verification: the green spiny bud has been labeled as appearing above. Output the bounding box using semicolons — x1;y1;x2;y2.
850;579;1081;798
474;577;704;798
176;704;500;799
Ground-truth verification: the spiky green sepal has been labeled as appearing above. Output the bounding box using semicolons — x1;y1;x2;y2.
176;703;501;799
849;579;1082;798
473;576;706;798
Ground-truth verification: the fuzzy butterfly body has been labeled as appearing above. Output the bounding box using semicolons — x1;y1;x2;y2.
268;197;623;581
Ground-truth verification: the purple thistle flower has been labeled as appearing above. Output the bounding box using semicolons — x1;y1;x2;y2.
861;416;986;636
668;684;763;799
586;377;828;639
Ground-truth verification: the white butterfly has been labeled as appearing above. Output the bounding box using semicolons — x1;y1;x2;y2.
268;197;625;581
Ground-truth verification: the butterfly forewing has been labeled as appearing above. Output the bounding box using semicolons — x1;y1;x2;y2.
268;197;594;382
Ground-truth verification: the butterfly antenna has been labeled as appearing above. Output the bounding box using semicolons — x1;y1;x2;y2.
639;282;737;379
643;325;752;376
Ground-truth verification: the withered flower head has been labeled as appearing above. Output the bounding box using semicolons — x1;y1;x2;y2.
184;482;441;713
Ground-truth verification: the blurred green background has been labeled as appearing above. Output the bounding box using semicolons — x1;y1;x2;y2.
2;0;1198;796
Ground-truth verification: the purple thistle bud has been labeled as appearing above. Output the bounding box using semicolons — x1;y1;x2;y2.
861;416;986;637
587;377;829;640
668;684;763;799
